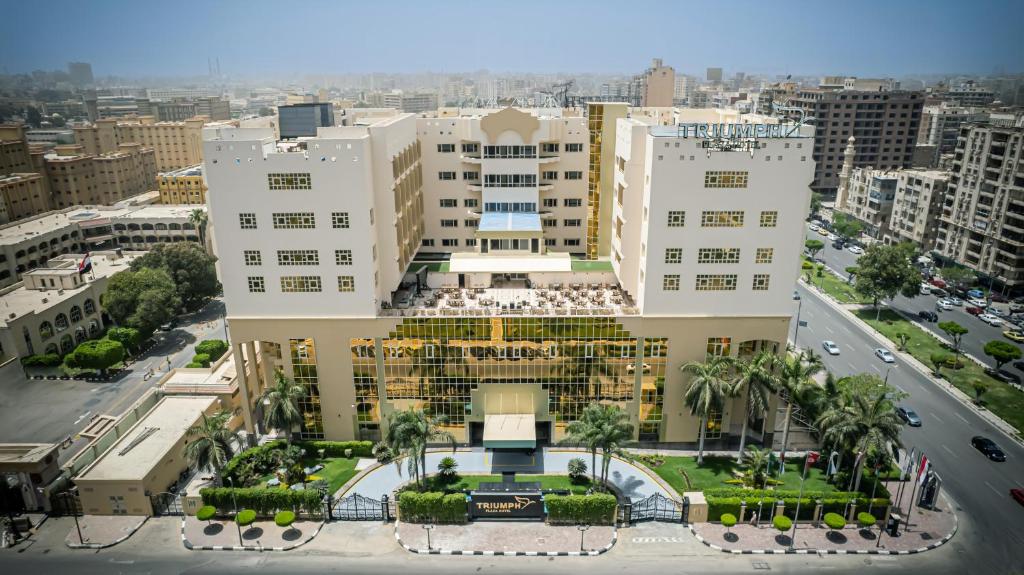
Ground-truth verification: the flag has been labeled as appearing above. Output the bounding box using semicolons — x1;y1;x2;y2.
78;252;92;275
903;447;916;480
826;451;838;476
917;455;929;486
805;450;820;471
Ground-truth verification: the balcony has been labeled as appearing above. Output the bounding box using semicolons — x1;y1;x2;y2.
460;155;482;165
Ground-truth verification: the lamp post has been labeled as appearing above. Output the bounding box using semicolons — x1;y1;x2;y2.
789;451;818;551
577;523;591;552
792;293;804;347
226;477;242;546
64;491;83;545
422;523;435;550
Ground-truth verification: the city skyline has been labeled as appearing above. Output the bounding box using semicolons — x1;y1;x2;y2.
3;0;1023;78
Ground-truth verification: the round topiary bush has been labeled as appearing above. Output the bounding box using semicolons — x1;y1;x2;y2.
823;512;845;533
721;513;737;534
772;514;792;533
857;511;876;529
275;510;296;532
235;509;256;527
196;505;216;524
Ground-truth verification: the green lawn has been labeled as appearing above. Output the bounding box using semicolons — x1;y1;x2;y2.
426;474;592;494
257;457;359;492
570;259;614;272
808;271;873;304
857;309;1024;436
411;261;450;272
648;455;836;495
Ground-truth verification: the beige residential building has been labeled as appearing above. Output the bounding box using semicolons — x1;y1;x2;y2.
1;125;35;175
44;143;156;209
636;58;676;107
74;116;208;171
0;173;49;224
837;167;898;240
158;165;206;204
888;169;950;250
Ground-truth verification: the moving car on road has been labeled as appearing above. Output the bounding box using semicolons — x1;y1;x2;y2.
978;314;1004;326
918;310;939;322
921;283;934;295
1012;488;1024;507
875;348;896;363
896;406;922;427
848;245;864;255
822;340;841;355
972;436;1007;462
985;367;1022;384
968;298;988;308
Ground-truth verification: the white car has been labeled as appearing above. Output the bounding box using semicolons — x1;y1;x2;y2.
822;340;841;355
968;298;988;308
809;223;820;232
827;233;839;241
948;297;964;306
978;314;1004;326
848;245;864;255
936;299;953;311
920;283;934;295
875;348;896;363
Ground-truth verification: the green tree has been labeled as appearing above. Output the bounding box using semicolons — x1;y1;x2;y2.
983;340;1022;370
130;242;221;311
563;403;606;483
383;408;456;490
739;445;772;489
940;266;975;295
776;351;822;468
805;239;825;260
731;349;779;463
63;338;125;376
592;404;634;486
895;332;910;352
844;266;859;285
25;105;42;127
817;385;902;493
938;321;968;365
259;371;308;444
105;327;142;354
809;192;823;217
971;381;989;405
189;208;209;250
102;267;180;339
567;457;588;481
185;410;241;475
831;213;862;242
854;243;922;319
930;351;953;377
195;339;229;362
437;456;459;480
681;356;733;465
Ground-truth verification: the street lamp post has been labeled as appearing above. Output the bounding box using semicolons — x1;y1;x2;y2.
789;451;818;551
422;523;435;550
577;524;591;552
226;477;242;546
63;491;83;545
792;295;804;347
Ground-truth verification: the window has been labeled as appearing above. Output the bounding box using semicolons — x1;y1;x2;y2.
248;276;265;293
239;213;257;229
542;218;557;227
277;249;319;265
440;219;458;227
335;250;352;265
442;238;458;247
337;276;355;292
704;170;748;188
84;299;95;315
667;211;685;227
461;143;479;154
697;248;741;264
273;212;316;229
464;198;479;208
485;202;536;212
267;172;311;190
544;238;556;246
463;171;480;181
542;198;558;208
243;250;262;266
439;199;457;208
664;248;682;264
759;211;778;227
704;410;724;439
565;143;584;152
701;211;744;227
564;238;581;246
706;337;732;357
483;145;537;158
483;174;537;188
466;238;477;247
542;170;558;180
564;198;582;207
437;144;455;153
755;248;774;264
662;275;680;290
439;171;457;180
695;274;738;291
332;212;350;228
752;274;771;291
280;276;322;293
464;219;478;227
541;143;559;153
421;239;435;247
563;219;582;227
564;171;583;180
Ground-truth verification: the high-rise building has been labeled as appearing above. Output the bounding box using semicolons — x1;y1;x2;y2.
42;143;157;209
632;58;675;107
837;167;897;241
203;108;814;446
158;165;206;204
706;67;723;84
918;104;989;154
936;123;1024;294
380;91;438;114
941;81;995;107
67;62;94;87
278;103;336;139
888;169;950;250
74;117;209;171
195;97;231;121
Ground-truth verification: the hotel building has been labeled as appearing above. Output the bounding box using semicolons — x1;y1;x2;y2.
205;107;813;448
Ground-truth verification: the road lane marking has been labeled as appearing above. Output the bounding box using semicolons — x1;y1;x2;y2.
847;362;857;372
870;365;881;373
72;411;91;425
954;412;970;424
930;412;944;423
825;325;834;334
941;444;955;456
984;481;1001;496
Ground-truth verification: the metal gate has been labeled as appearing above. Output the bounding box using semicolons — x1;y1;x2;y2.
49;491;82;517
330;493;389;521
150;492;183;516
622;493;688;524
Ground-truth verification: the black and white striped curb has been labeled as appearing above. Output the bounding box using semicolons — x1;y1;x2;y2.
394;525;617;556
66;518;147;549
180;517;324;551
688;514;957;556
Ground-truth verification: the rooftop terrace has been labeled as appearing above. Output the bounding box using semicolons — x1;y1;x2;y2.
383;282;638;318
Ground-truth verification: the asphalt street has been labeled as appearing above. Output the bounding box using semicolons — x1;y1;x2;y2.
792;281;1024;574
805;226;1024;379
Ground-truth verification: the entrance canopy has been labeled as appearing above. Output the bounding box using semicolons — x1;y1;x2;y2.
483;414;536;449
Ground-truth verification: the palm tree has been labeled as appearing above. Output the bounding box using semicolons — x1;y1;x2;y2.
817;391;902;493
185;410;241;477
681;356;732;465
731;350;780;463
563;403;605;484
259;370;308;444
775;351;822;470
384;408;457;490
593;404;634;486
740;445;772;489
189;208;208;251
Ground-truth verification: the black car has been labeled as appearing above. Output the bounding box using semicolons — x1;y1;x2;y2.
832;240;845;249
972;436;1007;461
918;310;939;322
985;367;1022;385
896;406;922;427
1015;360;1024;371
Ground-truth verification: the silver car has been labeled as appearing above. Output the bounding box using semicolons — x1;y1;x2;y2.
822;340;841;355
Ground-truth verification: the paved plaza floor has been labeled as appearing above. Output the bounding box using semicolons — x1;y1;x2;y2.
396;521;616;554
63;514;147;548
182;515;322;550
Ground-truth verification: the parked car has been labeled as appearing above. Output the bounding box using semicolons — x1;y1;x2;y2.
1011;488;1024;507
929;278;947;289
896;406;922;427
1015;360;1024;371
918;310;939;322
992;294;1009;303
966;306;984;316
827;233;839;241
968;298;988;308
948;297;964;306
978;314;1004;326
822;340;841;355
817;227;829;236
989;307;1007;317
936;299;953;311
930;287;949;298
920;283;933;295
968;289;985;299
1003;330;1024;343
793;290;801;300
848;245;865;255
832;240;845;249
1010;303;1024;314
985;367;1022;384
809;223;820;232
875;348;896;363
971;436;1007;462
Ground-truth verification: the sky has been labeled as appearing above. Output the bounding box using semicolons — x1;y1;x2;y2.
2;0;1022;78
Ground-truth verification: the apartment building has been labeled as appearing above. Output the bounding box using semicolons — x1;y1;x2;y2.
204;107;814;447
941;81;996;107
158;165;206;204
195;97;231;121
378;91;438;114
936;123;1024;294
838;168;898;240
918;104;989;153
888;169;950;250
74;116;208;171
0;174;49;224
787;86;923;195
43;143;157;209
634;58;676;107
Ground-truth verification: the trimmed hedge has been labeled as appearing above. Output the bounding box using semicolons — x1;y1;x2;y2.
398;491;467;523
190;353;212;368
195;339;229;362
704;488;888;521
545;494;617;525
236;509;256;526
199;486;323;517
221;439;374;484
21;353;62;367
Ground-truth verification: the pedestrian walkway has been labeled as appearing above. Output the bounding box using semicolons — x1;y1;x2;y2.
181;515;323;551
395;521;616;556
63;514;147;549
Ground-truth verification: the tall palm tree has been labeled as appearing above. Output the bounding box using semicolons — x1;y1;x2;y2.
185;410;241;477
189;208;208;251
730;349;780;463
775;351;822;471
563;403;604;484
681;356;732;465
593;404;634;486
384;408;456;489
817;391;902;493
260;370;308;444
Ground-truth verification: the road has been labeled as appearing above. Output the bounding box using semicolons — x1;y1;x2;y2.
805;226;1024;380
792;281;1024;574
0;298;228;462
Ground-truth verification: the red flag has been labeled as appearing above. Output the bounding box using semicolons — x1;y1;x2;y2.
804;451;820;471
917;455;930;486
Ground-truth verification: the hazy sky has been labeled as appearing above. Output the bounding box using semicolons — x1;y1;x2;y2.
3;0;1022;78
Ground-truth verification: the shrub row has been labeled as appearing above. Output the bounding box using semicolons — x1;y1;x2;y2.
195;339;229;362
21;353;63;367
222;439;374;484
199;486;323;517
398;491;467;523
545;494;617;525
706;491;889;520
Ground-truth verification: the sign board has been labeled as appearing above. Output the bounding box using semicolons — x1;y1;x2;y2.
469;492;544;520
676;122;802;139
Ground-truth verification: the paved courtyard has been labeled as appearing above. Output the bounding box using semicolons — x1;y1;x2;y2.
396;521;615;553
62;514;146;548
182;515;322;550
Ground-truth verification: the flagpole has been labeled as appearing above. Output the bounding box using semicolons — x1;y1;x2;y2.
904;454;926;533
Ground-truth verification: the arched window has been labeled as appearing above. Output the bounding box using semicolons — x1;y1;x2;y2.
44;343;59;355
0;270;9;280
60;234;70;241
154;223;167;230
54;313;69;332
172;236;184;242
38;242;47;251
169;223;181;230
15;250;25;258
145;236;157;243
59;335;74;355
70;305;83;323
39;321;54;340
49;238;59;246
141;223;154;230
83;299;96;315
128;223;140;231
88;319;100;336
27;246;37;254
183;223;195;230
113;224;127;231
74;326;87;344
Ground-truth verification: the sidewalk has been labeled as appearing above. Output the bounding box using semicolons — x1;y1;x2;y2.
64;514;147;549
395;521;617;556
181;515;323;551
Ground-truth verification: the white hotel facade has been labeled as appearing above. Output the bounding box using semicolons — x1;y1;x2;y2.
204;106;813;448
